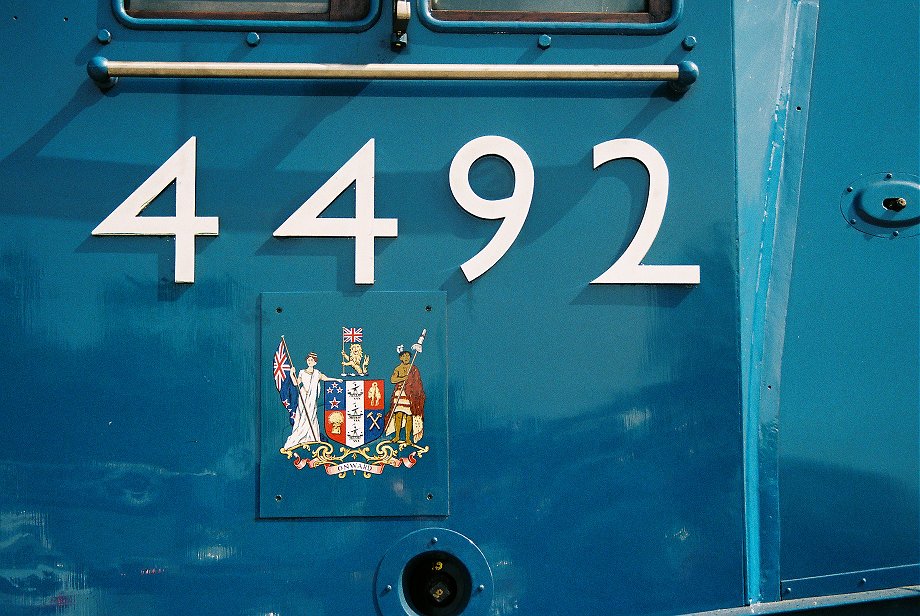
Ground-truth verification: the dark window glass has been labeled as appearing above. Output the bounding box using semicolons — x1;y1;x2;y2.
125;0;371;22
429;0;671;23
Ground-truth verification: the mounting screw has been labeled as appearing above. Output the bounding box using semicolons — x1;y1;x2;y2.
892;231;900;237
537;34;552;49
859;578;867;586
849;218;857;224
682;35;697;50
886;173;893;179
384;584;393;593
477;584;485;593
97;29;112;45
846;186;854;192
431;536;438;544
246;32;260;47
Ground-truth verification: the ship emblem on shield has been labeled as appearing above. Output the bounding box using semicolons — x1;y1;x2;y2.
324;379;386;447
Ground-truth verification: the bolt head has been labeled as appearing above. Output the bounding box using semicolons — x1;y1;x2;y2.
682;35;698;50
246;32;260;47
97;29;112;44
537;34;552;49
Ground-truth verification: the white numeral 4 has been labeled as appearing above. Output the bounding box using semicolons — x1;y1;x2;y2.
273;139;398;285
92;137;219;283
591;138;700;285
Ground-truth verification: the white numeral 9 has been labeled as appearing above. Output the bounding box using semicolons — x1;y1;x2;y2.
450;136;534;282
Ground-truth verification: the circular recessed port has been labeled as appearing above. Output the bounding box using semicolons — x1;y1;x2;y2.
375;528;492;616
841;172;919;237
402;551;472;616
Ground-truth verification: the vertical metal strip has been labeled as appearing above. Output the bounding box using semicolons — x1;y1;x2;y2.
748;0;821;604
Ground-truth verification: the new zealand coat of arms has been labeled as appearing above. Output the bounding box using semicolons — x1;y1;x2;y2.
271;327;429;478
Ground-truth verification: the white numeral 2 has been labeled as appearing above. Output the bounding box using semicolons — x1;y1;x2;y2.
92;137;219;283
590;138;700;285
273;139;398;285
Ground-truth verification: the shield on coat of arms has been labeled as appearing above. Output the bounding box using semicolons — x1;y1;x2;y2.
324;379;386;447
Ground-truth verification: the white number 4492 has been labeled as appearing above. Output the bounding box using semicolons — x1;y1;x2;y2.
93;135;699;286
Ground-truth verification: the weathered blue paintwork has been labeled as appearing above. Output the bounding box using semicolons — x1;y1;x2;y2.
0;0;917;614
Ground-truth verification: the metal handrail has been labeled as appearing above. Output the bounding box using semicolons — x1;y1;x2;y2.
87;56;698;91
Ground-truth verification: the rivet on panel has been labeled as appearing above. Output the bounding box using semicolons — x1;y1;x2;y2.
886;173;893;179
477;584;485;593
859;578;867;586
537;34;552;50
247;32;261;47
892;231;900;237
431;536;438;544
846;186;853;192
97;29;112;44
384;584;392;593
682;35;697;50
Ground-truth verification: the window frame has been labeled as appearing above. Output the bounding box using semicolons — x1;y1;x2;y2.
429;0;671;25
420;0;681;34
113;0;379;31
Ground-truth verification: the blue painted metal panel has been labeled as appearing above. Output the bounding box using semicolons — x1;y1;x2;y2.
14;0;904;614
774;0;920;600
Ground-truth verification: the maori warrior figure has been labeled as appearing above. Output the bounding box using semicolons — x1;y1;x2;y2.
385;331;426;444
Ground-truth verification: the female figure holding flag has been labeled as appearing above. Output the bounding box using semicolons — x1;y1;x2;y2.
283;352;342;454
